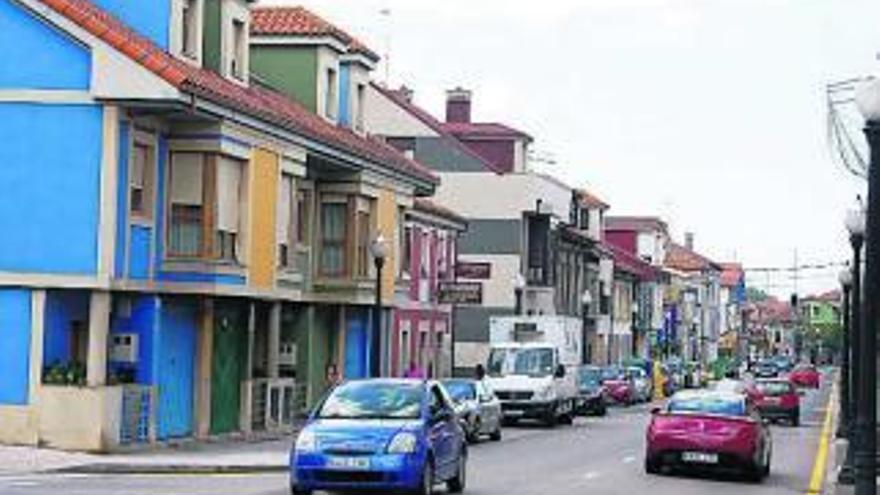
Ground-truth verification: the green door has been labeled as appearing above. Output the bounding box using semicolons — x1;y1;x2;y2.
211;305;246;435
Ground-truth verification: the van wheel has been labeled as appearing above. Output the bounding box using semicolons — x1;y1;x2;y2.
489;425;502;441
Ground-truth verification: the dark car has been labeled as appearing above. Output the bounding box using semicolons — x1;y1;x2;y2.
576;366;608;416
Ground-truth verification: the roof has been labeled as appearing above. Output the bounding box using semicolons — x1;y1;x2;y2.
441;122;532;141
801;290;842;303
371;83;505;174
413;198;468;227
719;263;744;288
41;0;435;186
664;243;721;273
250;6;379;61
604;241;658;280
576;189;609;210
604;216;668;234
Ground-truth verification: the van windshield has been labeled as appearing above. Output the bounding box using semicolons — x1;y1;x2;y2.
487;348;555;377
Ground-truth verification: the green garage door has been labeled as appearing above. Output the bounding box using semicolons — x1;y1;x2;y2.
211;304;247;435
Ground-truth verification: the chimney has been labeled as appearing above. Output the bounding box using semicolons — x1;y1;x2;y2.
398;85;414;103
445;87;472;123
685;232;694;250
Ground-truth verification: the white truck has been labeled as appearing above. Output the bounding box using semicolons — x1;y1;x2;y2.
485;316;582;426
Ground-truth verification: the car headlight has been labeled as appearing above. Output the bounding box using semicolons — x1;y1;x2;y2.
387;432;418;454
295;430;317;453
536;386;555;401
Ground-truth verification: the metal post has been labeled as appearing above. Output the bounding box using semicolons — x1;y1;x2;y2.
838;282;852;439
514;287;523;316
855;122;879;494
582;302;590;364
841;241;861;484
373;256;385;379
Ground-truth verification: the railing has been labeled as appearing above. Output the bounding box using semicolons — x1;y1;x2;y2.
119;384;155;445
251;378;304;432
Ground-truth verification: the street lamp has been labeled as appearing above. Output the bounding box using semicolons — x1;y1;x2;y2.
514;272;526;315
632;302;640;357
582;290;593;364
370;234;389;378
838;268;853;441
851;78;879;494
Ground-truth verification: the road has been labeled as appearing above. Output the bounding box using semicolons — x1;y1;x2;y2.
0;375;833;495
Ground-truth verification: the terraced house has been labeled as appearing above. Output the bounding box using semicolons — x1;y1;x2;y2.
0;0;438;452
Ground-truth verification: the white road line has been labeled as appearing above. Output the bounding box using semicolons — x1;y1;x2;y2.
583;471;601;480
622;455;637;464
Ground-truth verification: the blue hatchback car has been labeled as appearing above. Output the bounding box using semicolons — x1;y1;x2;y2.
290;379;468;495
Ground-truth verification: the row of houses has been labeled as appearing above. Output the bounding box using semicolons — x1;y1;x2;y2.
0;0;747;452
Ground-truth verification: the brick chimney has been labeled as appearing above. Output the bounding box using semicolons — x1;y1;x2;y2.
445;87;472;123
685;232;694;251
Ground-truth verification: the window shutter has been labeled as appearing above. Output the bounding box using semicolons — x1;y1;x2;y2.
170;153;203;205
277;174;292;243
216;156;242;233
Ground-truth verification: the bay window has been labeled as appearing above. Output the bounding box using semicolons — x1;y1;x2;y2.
130;143;154;218
168;152;204;257
277;173;294;268
355;200;373;279
215;156;243;262
319;201;347;277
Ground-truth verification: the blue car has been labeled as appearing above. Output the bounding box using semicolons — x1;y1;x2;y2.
290;379;468;495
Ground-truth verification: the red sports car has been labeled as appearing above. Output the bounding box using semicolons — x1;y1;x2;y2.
645;390;772;482
601;367;635;406
754;379;800;426
789;364;820;389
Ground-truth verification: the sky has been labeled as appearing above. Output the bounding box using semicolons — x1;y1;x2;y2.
261;0;880;297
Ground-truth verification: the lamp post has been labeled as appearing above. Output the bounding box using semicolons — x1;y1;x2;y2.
514;272;526;316
582;290;593;364
632;302;640;357
852;79;879;494
370;234;389;378
838;268;853;440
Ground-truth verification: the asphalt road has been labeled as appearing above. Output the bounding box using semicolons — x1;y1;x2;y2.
0;373;833;495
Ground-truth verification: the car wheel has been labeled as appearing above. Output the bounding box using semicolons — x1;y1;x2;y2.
645;457;661;475
415;458;434;495
447;449;467;493
466;418;481;444
489;424;502;441
598;403;607;416
791;410;800;427
543;403;558;427
290;485;311;495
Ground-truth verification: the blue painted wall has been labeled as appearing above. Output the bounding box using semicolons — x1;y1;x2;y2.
0;289;31;405
115;121;130;279
42;290;89;367
129;226;152;280
338;64;351;127
108;295;158;385
158;272;246;285
0;104;102;275
153;136;168;274
91;0;171;50
0;0;90;90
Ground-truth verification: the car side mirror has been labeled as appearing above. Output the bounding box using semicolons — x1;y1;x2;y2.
555;365;566;378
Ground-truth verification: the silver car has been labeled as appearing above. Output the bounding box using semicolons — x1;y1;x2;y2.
442;379;503;443
626;366;652;403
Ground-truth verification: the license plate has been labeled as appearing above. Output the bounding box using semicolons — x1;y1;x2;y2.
764;397;781;405
682;452;719;464
327;457;370;470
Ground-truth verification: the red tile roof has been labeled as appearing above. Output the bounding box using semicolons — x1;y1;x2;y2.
604;241;657;280
413;198;468;226
41;0;435;186
665;242;721;272
251;7;379;61
441;122;532;141
576;189;609;209
802;290;842;303
604;216;668;234
371;83;506;175
719;262;744;288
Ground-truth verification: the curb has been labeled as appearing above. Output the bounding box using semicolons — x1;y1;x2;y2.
52;463;289;475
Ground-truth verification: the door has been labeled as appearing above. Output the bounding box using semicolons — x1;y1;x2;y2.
211;306;246;435
428;385;458;476
157;303;197;440
345;316;368;379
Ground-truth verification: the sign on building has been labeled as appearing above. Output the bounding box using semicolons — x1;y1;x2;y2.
438;281;483;305
455;262;491;280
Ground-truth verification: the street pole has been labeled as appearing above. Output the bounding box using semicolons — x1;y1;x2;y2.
855;120;879;495
840;231;863;485
373;255;384;378
837;278;852;440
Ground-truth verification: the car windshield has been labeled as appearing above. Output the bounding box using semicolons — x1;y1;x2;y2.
601;367;623;380
442;380;476;402
627;368;645;379
316;381;424;420
668;396;745;417
578;368;602;387
795;365;815;373
487;348;555;377
756;381;792;396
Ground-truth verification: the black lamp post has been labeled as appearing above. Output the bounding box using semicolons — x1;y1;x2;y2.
370;234;389;378
837;268;853;440
853;80;879;495
582;290;593;364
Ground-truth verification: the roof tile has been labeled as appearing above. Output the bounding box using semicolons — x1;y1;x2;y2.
251;6;379;61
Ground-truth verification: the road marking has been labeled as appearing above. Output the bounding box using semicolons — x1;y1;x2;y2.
583;471;601;480
622;455;637;464
806;385;836;494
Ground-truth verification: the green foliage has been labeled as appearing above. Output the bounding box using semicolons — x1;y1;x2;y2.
43;360;86;386
746;287;770;302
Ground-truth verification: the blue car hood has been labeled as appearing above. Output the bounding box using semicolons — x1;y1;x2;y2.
306;419;422;453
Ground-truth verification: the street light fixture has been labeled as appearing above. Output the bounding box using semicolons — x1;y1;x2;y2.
849;78;879;494
838;268;853;441
582;290;593;364
370;234;389;378
514;272;526;315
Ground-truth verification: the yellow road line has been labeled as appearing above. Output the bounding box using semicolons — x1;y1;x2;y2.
807;384;836;494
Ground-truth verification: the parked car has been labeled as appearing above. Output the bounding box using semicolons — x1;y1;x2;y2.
575;366;608;416
645;390;772;482
789;364;820;389
601;366;636;406
771;356;795;374
290;379;468;495
627;366;653;402
442;379;503;443
753;379;800;426
754;360;779;378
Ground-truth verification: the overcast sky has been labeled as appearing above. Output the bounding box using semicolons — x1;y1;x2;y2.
262;0;879;297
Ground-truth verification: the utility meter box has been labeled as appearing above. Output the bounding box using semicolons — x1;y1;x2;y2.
110;333;139;363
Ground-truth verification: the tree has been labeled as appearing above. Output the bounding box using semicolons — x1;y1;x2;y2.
746;287;770;303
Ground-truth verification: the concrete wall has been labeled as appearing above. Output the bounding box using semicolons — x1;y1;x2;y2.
37;386;122;452
433;172;571;221
364;84;438;138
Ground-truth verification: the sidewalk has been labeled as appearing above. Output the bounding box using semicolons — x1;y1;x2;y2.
0;437;292;476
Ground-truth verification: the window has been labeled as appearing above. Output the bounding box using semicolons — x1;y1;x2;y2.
180;0;198;58
130;143;154;218
399;322;411;376
579;208;589;230
437;232;448;281
231;19;246;80
356;209;372;278
420;231;430;278
400;225;412;277
320;201;347;277
277;173;294;268
215;157;243;262
325;68;338;119
355;83;366;131
296;188;311;245
168;152;204;257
